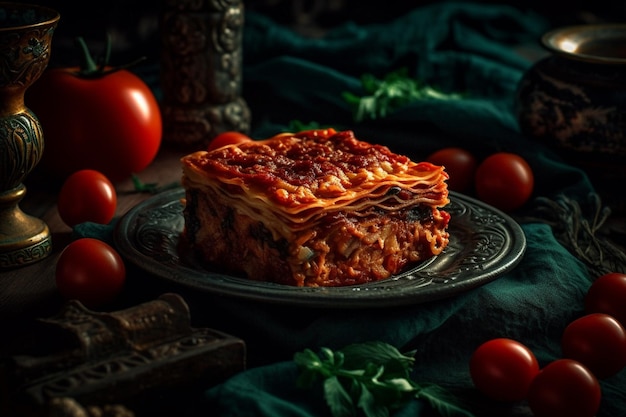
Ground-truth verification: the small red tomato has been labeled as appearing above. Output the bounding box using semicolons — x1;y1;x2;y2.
561;313;626;379
585;272;626;328
55;238;126;308
527;359;601;417
474;152;534;212
57;169;117;228
207;131;252;151
426;147;477;193
469;338;539;402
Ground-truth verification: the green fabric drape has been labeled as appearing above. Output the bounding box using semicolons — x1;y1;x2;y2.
194;3;626;417
70;2;624;416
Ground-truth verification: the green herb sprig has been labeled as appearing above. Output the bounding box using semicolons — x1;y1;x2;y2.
131;174;179;194
287;120;324;132
343;68;463;123
294;341;475;417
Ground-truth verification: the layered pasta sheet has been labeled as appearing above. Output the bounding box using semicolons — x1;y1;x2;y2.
181;129;450;287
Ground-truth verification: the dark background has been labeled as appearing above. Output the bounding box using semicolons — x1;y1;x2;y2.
30;0;626;69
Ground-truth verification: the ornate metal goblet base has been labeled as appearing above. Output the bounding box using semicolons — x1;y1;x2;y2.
0;3;59;269
0;184;51;268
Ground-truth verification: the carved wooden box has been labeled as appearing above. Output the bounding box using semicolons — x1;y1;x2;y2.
1;293;245;416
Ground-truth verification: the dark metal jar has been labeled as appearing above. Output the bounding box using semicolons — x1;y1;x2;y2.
160;0;250;149
515;24;626;211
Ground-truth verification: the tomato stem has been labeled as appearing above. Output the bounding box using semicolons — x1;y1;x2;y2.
74;34;146;79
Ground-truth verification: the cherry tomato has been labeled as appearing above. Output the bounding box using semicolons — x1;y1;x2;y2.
426;147;477;193
55;238;126;308
474;152;534;212
527;359;601;417
585;272;626;328
27;65;162;182
469;338;539;402
57;169;117;228
561;313;626;379
207;131;252;151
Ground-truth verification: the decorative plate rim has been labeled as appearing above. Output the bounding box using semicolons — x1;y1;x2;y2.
114;188;526;309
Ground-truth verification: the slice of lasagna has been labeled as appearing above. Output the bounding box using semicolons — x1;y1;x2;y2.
180;128;450;287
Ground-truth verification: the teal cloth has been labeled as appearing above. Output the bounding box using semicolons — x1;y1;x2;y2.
241;2;592;202
193;3;625;417
73;2;625;416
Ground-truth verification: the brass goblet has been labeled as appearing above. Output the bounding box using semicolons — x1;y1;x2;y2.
0;3;59;269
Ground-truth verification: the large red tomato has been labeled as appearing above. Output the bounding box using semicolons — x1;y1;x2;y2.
27;63;162;182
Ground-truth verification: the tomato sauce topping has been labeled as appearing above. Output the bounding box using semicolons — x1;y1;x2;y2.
193;129;441;195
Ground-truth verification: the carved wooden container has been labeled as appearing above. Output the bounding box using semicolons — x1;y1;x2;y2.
1;293;245;416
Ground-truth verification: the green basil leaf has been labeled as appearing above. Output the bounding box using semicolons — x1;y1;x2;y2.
324;376;356;417
339;341;415;371
417;384;476;417
294;342;476;417
343;68;463;122
358;384;390;417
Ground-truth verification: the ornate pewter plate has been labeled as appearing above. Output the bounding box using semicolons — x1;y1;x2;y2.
114;188;526;308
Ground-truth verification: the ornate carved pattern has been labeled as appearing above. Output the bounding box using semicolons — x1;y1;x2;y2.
160;0;250;148
0;4;59;269
0;233;51;268
48;397;135;417
425;197;510;284
0;4;56;189
4;294;245;413
0;110;44;190
0;16;55;90
516;54;626;212
517;58;626;157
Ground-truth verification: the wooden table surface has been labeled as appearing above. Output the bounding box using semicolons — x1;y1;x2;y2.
0;144;189;324
3;142;626;325
0;145;254;417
